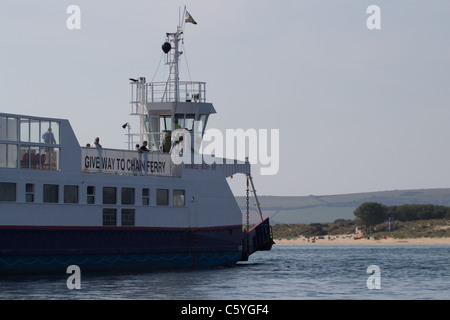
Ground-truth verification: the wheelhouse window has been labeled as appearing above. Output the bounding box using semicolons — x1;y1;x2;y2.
185;114;195;131
173;190;185;207
156;189;169;206
121;187;135;205
103;187;117;204
174;114;195;131
0;182;16;202
103;209;117;226
196;114;208;135
175;114;184;129
43;184;59;203
64;185;79;204
159;115;172;132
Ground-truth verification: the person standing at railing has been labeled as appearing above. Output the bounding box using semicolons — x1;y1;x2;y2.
42;127;57;168
139;141;149;152
92;137;102;148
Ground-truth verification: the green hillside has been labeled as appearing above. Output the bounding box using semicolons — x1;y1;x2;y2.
236;188;450;224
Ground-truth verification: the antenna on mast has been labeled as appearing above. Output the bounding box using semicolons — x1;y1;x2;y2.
160;7;197;102
162;30;182;102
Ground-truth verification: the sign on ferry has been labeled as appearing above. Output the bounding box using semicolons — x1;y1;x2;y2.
82;148;171;176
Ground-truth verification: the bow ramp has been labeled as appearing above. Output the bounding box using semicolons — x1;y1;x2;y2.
241;218;274;261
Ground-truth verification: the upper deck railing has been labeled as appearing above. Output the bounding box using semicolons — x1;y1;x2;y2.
130;80;206;104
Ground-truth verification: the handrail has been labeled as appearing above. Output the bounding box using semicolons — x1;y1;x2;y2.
129;81;206;104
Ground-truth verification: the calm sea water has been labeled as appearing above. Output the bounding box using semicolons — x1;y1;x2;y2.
0;245;449;300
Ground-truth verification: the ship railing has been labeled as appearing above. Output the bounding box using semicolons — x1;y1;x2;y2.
81;147;181;177
131;132;170;153
130;81;206;104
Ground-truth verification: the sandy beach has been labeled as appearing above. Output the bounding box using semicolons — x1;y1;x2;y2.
275;235;450;245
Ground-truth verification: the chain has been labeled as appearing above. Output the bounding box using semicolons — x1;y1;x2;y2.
246;175;250;255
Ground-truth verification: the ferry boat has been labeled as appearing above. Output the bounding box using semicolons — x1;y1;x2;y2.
0;15;273;274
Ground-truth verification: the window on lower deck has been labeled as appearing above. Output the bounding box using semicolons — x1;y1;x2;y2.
43;184;59;203
25;183;34;202
64;185;79;203
103;208;117;226
87;186;95;204
121;187;135;205
142;188;150;205
173;189;185;207
0;182;16;202
121;209;135;226
103;187;116;204
156;188;169;206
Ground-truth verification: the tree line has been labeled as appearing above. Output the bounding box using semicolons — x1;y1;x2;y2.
354;202;450;230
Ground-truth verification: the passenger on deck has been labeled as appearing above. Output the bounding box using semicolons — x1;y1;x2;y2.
42;128;56;144
92;137;102;148
135;144;140;151
139;141;149;152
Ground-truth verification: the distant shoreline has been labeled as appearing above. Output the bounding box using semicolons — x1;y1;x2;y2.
275;235;450;245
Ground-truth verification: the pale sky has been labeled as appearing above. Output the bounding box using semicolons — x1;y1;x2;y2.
1;1;449;197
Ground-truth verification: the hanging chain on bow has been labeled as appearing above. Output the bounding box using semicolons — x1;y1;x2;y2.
246;174;250;255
